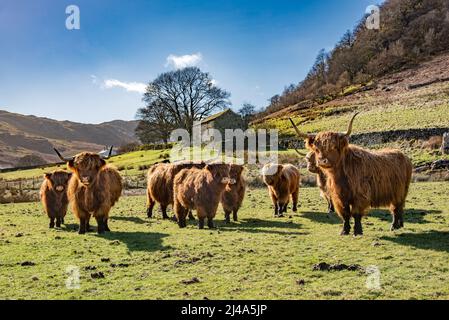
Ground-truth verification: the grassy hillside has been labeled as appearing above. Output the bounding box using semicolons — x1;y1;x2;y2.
0;110;138;168
0;182;448;299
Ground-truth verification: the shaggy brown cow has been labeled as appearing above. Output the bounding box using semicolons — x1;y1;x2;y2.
39;170;72;228
146;161;206;219
262;163;300;217
305;151;335;214
173;163;233;229
54;147;122;234
221;164;246;223
290;113;413;236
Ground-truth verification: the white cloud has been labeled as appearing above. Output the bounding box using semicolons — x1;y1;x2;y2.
210;79;218;86
165;52;202;69
102;79;147;94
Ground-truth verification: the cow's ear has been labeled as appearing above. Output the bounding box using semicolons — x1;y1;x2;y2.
44;173;51;179
68;159;75;169
339;136;349;151
99;159;106;168
276;165;283;175
305;136;315;149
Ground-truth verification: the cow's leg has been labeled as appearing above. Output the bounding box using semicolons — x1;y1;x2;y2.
86;214;92;232
353;214;363;236
174;201;187;228
104;218;111;232
328;199;335;214
292;191;299;212
224;209;231;223
61;217;65;224
161;204;169;220
49;217;55;229
188;211;195;221
281;202;287;216
270;193;279;217
56;217;62;228
197;207;207;229
390;204;404;230
96;216;106;234
146;194;155;218
340;206;351;236
198;218;205;229
207;217;215;229
232;209;238;222
78;217;86;234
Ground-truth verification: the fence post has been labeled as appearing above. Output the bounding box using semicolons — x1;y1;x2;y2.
441;132;449;155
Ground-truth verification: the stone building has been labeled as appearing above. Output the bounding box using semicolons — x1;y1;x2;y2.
196;109;245;138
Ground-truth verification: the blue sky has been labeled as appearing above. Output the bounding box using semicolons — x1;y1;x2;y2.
0;0;382;123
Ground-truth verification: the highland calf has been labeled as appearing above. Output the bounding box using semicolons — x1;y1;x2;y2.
40;170;72;228
290;114;413;236
146;161;206;219
305;151;335;214
54;148;122;234
262;163;300;217
173;163;234;229
221;164;246;223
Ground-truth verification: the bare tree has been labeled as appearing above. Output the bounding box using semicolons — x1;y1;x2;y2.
238;103;257;128
138;67;230;139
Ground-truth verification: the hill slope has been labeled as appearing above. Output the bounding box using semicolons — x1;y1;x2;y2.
0;110;138;168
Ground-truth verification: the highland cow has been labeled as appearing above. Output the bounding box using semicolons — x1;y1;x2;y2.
54;147;122;234
146;161;205;220
305;151;335;214
290;113;413;236
39;170;72;228
173;163;234;229
221;164;246;223
262;163;300;217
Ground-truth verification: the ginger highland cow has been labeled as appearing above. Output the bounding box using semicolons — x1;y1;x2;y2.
262;163;300;217
40;170;72;228
173;163;234;229
54;147;122;234
290;113;413;236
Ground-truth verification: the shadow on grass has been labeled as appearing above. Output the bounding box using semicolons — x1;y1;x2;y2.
369;208;441;224
97;231;172;252
217;218;305;236
381;231;449;253
301;211;341;224
112;216;148;224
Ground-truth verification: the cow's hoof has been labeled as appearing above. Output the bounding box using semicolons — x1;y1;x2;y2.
340;229;350;236
390;224;401;231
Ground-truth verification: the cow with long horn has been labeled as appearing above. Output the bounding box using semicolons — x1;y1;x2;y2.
53;147;122;234
289;113;412;236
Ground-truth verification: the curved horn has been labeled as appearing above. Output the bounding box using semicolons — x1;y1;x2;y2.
293;148;307;157
101;146;114;159
343;112;360;137
291;141;307;157
53;148;73;162
289;118;310;139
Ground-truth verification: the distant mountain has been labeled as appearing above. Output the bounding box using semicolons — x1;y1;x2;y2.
0;110;138;169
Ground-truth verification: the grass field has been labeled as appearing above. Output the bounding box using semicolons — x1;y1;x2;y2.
1;181;448;300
